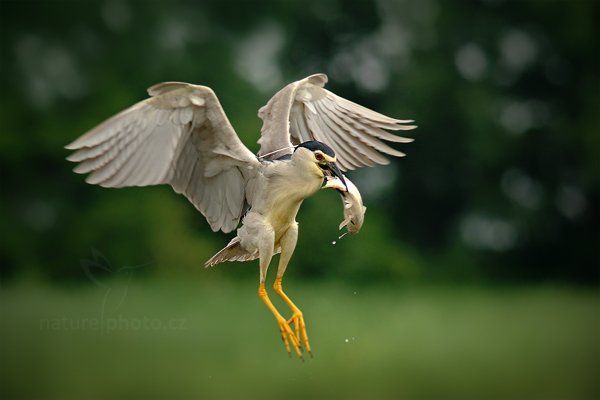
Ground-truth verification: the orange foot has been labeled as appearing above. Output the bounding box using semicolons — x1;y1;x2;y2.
259;282;304;360
275;277;312;357
287;310;312;356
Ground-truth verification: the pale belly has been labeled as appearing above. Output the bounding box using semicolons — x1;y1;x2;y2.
238;175;321;252
267;199;302;242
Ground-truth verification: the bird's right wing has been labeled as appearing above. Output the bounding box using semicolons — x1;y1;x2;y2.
257;73;416;170
66;82;260;233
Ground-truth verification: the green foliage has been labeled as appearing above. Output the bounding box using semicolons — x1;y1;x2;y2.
0;0;597;283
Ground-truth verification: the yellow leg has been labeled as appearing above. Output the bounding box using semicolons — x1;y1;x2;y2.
273;276;312;356
258;282;304;360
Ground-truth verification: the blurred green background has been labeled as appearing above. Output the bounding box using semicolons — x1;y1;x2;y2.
1;0;598;399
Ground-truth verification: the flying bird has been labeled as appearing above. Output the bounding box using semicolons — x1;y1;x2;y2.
65;73;416;359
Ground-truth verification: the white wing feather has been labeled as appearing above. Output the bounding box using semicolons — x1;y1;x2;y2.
257;73;416;170
66;82;260;233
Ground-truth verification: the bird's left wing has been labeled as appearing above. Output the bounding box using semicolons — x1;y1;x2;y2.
257;73;416;170
66;82;260;233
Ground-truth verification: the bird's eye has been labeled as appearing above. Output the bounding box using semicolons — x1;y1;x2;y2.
315;153;324;161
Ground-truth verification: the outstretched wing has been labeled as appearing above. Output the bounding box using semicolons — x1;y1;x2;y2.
66;82;260;233
257;73;416;170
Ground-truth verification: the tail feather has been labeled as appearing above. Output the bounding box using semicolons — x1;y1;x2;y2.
205;237;259;267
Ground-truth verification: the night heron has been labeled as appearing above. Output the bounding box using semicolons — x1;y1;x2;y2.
65;73;416;359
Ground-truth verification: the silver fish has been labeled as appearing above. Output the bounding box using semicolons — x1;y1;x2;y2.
323;175;367;235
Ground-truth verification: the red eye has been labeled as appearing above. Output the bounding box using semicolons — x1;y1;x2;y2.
315;153;324;161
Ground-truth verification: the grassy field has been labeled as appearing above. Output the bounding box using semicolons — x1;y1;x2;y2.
1;278;598;400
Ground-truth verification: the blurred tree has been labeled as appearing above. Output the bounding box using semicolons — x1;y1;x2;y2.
0;0;597;284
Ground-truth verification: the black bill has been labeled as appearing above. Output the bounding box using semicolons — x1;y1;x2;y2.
324;162;348;192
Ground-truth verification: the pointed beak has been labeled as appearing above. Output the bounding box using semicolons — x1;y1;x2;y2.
325;161;348;192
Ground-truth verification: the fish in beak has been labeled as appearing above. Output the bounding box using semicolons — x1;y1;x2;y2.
322;173;366;235
322;161;348;192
